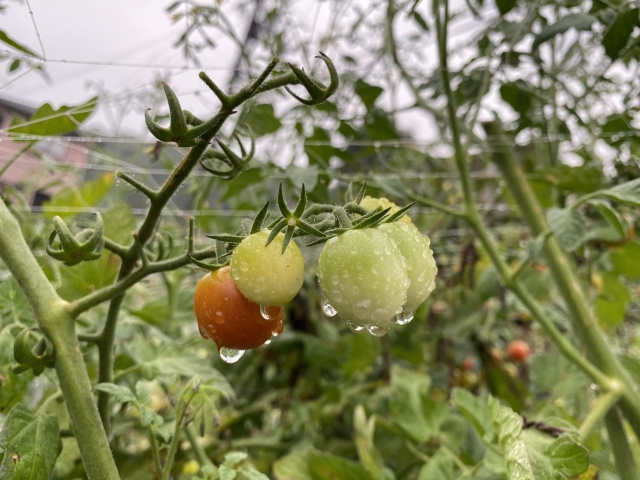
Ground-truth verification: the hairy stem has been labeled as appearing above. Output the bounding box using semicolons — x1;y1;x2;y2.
0;200;120;479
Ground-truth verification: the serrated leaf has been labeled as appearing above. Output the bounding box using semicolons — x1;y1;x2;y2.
546;207;586;252
238;466;270;480
93;383;136;403
418;449;455;480
219;464;238;480
453;388;491;437
531;14;595;50
139;405;162;427
0;403;60;479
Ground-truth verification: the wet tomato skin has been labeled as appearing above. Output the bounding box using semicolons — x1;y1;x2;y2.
194;266;284;351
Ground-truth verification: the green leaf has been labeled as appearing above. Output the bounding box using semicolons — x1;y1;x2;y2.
219;465;238;480
418;449;455;480
389;365;431;443
94;383;136;403
102;204;136;245
286;164;319;191
372;174;406;199
8;97;98;139
222;168;264;201
500;82;533;116
602;8;639;60
595;271;631;329
531;14;596;50
600;178;640;207
342;334;380;376
56;251;119;301
244;104;282;136
547;435;590;475
355;80;384;110
224;452;249;467
587;199;626;238
43;173;115;220
0;30;39;57
610;241;640;280
453;388;491;437
354;406;394;480
274;449;373;480
0;403;60;479
135;381;152;405
546;207;586;252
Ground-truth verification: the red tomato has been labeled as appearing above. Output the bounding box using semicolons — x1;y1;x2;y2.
507;340;531;363
194;266;284;351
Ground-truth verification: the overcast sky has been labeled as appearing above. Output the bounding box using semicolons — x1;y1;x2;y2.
0;0;251;137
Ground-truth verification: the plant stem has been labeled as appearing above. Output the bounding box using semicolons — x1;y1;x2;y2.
604;409;640;480
148;426;163;475
185;423;216;470
579;390;623;441
483;120;640;440
0;200;120;479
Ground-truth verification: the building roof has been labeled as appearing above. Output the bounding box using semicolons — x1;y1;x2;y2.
0;95;37;118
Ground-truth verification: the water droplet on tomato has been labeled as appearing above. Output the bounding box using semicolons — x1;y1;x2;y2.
346;320;364;333
260;305;281;320
422;250;428;258
322;298;337;317
331;275;339;285
367;324;390;337
264;339;272;345
199;326;210;339
394;310;414;325
214;311;225;324
219;347;245;363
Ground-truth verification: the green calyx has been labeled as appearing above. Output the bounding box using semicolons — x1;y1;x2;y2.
199;126;255;180
46;213;104;266
284;52;339;106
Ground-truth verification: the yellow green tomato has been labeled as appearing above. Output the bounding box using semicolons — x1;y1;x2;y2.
317;229;409;333
377;222;437;319
359;195;413;225
231;230;304;306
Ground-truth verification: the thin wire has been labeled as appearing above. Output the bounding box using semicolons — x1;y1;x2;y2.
25;0;46;60
0;62;44;90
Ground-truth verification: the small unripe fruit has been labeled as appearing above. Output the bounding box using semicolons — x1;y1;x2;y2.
507;340;531;363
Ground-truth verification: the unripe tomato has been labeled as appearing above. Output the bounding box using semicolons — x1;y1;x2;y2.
194;266;284;351
317;229;409;330
507;340;531;363
376;222;437;314
231;230;304;306
359;196;413;225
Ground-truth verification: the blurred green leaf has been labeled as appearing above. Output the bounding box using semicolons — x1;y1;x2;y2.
546;207;586;252
245;104;282;136
602;8;638;60
0;403;60;479
43;173;115;220
531;14;595;50
595;271;631;329
222;168;264;201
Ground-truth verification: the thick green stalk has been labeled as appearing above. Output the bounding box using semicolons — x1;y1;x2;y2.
579;390;623;441
604;409;640;480
483;121;640;439
0;200;120;479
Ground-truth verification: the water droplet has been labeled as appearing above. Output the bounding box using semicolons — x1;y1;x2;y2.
219;347;245;363
260;305;273;320
264;339;272;345
367;324;390;337
395;311;414;325
214;311;225;324
384;247;391;255
346;320;364;333
240;261;249;272
331;275;339;285
371;266;378;274
422;250;428;258
322;298;337;317
199;326;210;339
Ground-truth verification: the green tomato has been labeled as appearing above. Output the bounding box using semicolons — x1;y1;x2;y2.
231;230;304;306
317;229;409;330
377;222;437;316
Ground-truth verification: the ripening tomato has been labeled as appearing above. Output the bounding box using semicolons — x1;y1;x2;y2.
359;196;413;225
376;222;437;314
194;266;284;351
231;230;304;306
317;229;409;329
507;340;531;363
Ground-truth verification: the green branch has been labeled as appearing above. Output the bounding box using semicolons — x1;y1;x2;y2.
0;200;120;479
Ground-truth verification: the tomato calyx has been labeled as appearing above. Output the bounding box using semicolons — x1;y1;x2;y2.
46;212;105;266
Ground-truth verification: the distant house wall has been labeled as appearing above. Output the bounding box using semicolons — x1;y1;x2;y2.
0;97;89;203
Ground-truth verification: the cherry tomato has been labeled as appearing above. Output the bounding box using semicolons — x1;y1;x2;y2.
359;195;413;225
194;266;284;351
376;222;437;314
507;340;531;363
317;229;409;328
231;230;304;306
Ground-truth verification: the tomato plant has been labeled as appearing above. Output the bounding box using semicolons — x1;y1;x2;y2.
230;230;304;306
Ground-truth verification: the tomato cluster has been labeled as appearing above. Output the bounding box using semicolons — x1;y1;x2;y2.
193;196;437;362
